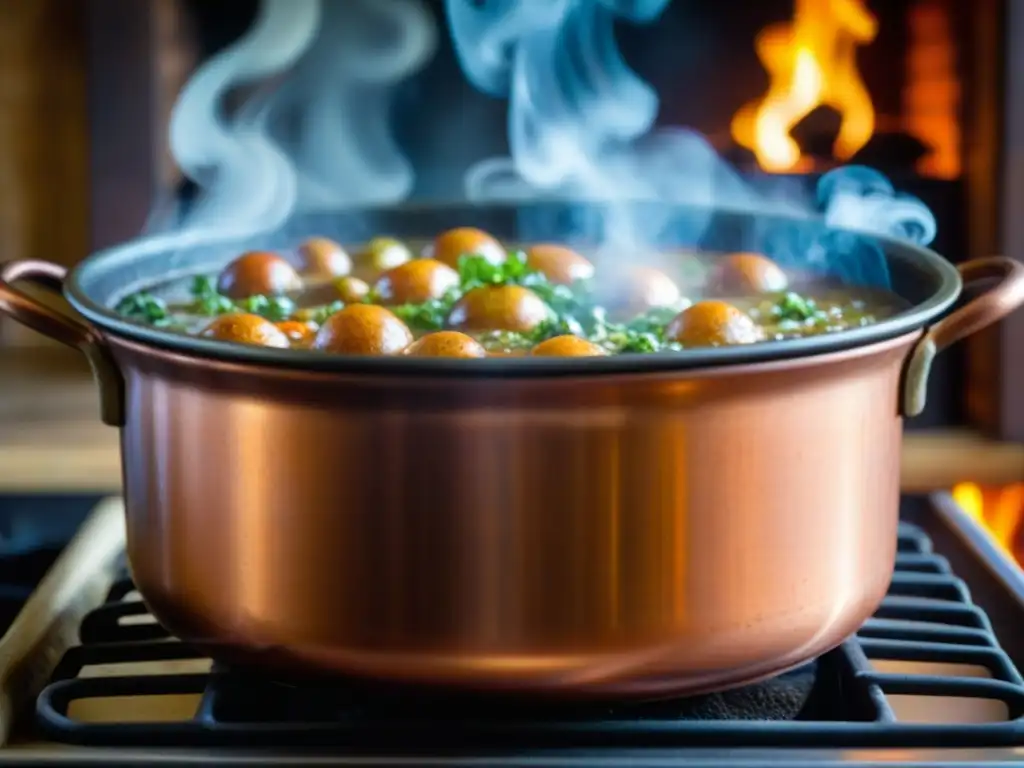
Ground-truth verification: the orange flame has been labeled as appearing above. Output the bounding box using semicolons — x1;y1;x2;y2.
952;482;1024;558
731;0;879;173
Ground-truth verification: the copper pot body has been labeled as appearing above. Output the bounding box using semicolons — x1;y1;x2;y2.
3;254;1024;698
110;333;907;697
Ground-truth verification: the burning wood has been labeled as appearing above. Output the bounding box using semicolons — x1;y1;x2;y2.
731;0;878;173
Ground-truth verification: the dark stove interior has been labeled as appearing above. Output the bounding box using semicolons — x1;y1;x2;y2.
29;517;1024;750
0;495;96;634
0;548;63;632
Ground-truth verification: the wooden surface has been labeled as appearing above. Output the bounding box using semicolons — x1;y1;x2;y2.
0;349;1020;494
0;351;120;491
0;0;88;348
0;498;123;745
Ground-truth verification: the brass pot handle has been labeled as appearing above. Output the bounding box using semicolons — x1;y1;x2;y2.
903;257;1024;418
0;260;124;426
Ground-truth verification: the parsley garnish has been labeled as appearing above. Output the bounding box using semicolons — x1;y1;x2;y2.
191;293;235;316
624;306;679;334
307;300;345;325
190;275;217;298
116;292;171;326
456;251;529;290
237;294;296;321
476;330;537;352
391;294;459;332
188;275;235;316
607;330;663;353
185;276;296;321
773;292;820;322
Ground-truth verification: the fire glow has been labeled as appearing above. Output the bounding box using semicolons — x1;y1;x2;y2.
731;0;878;173
951;483;1024;559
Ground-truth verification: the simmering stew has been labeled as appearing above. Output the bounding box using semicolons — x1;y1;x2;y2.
114;227;907;358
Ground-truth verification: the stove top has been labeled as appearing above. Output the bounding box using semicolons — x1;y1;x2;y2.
3;495;1024;766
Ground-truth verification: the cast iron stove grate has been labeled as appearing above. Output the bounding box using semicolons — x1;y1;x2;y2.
34;523;1024;749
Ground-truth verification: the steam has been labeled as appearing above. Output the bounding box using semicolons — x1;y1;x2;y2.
163;0;937;289
167;0;318;235
447;0;937;287
164;0;437;237
253;0;438;209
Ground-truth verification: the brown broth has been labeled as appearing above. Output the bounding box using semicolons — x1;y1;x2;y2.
113;236;909;357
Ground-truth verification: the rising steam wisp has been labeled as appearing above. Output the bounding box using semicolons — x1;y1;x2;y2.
167;0;319;237
253;0;438;209
447;0;937;287
164;0;436;241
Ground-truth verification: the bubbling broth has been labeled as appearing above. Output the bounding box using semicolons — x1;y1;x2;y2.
114;227;909;358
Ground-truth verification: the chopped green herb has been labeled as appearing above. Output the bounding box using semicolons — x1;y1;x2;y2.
186;275;236;316
592;306;693;353
772;292;820;322
523;275;582;310
190;293;236;316
616;331;663;353
307;300;345;324
391;293;459;332
238;295;268;315
532;314;586;342
237;294;295;321
267;296;296;321
190;275;218;299
116;292;170;325
456;251;529;291
476;330;536;352
521;277;605;342
604;328;667;354
623;306;679;336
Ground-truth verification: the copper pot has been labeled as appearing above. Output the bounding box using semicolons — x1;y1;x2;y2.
2;204;1023;699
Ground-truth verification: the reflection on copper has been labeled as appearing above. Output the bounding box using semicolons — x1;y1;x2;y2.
112;332;914;697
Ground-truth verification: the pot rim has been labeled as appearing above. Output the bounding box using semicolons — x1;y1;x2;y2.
108;327;923;387
63;204;963;378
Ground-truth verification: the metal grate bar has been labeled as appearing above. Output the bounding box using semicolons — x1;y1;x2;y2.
893;553;952;574
857;618;997;646
32;521;1024;749
857;638;1024;683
